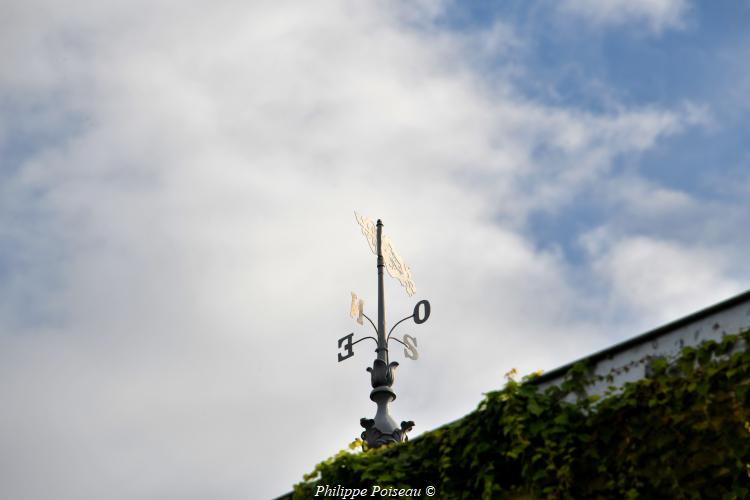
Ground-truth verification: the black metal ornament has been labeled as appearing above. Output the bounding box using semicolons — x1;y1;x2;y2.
337;214;431;449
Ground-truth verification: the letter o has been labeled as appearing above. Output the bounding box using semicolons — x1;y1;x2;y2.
413;300;431;324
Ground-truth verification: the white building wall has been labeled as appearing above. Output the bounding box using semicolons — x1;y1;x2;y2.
536;293;750;397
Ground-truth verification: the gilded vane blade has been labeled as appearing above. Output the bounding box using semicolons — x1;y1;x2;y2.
382;236;416;296
354;212;378;255
354;211;416;296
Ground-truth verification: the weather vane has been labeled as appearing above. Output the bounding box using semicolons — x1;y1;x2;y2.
337;212;430;449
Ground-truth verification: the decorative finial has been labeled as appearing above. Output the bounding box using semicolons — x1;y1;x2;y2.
337;213;431;449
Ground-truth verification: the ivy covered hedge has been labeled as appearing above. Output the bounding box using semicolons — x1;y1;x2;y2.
293;331;750;499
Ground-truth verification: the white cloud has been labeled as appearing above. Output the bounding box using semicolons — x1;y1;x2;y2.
496;104;693;221
0;1;733;499
603;177;694;217
560;0;689;33
584;233;741;325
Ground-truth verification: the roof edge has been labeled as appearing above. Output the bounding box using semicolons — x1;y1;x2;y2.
531;288;750;385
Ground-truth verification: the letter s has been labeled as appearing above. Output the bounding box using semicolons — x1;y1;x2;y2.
403;334;419;361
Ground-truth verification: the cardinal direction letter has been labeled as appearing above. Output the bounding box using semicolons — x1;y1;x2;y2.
403;334;419;360
338;333;355;362
350;292;364;325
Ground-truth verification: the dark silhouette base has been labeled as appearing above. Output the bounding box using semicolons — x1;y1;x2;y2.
360;418;415;450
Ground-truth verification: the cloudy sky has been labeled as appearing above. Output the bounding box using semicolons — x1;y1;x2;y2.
2;0;749;498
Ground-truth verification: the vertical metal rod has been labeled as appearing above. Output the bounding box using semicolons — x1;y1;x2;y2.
376;219;387;364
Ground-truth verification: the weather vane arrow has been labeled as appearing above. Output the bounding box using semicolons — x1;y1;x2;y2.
336;212;431;449
354;212;416;296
